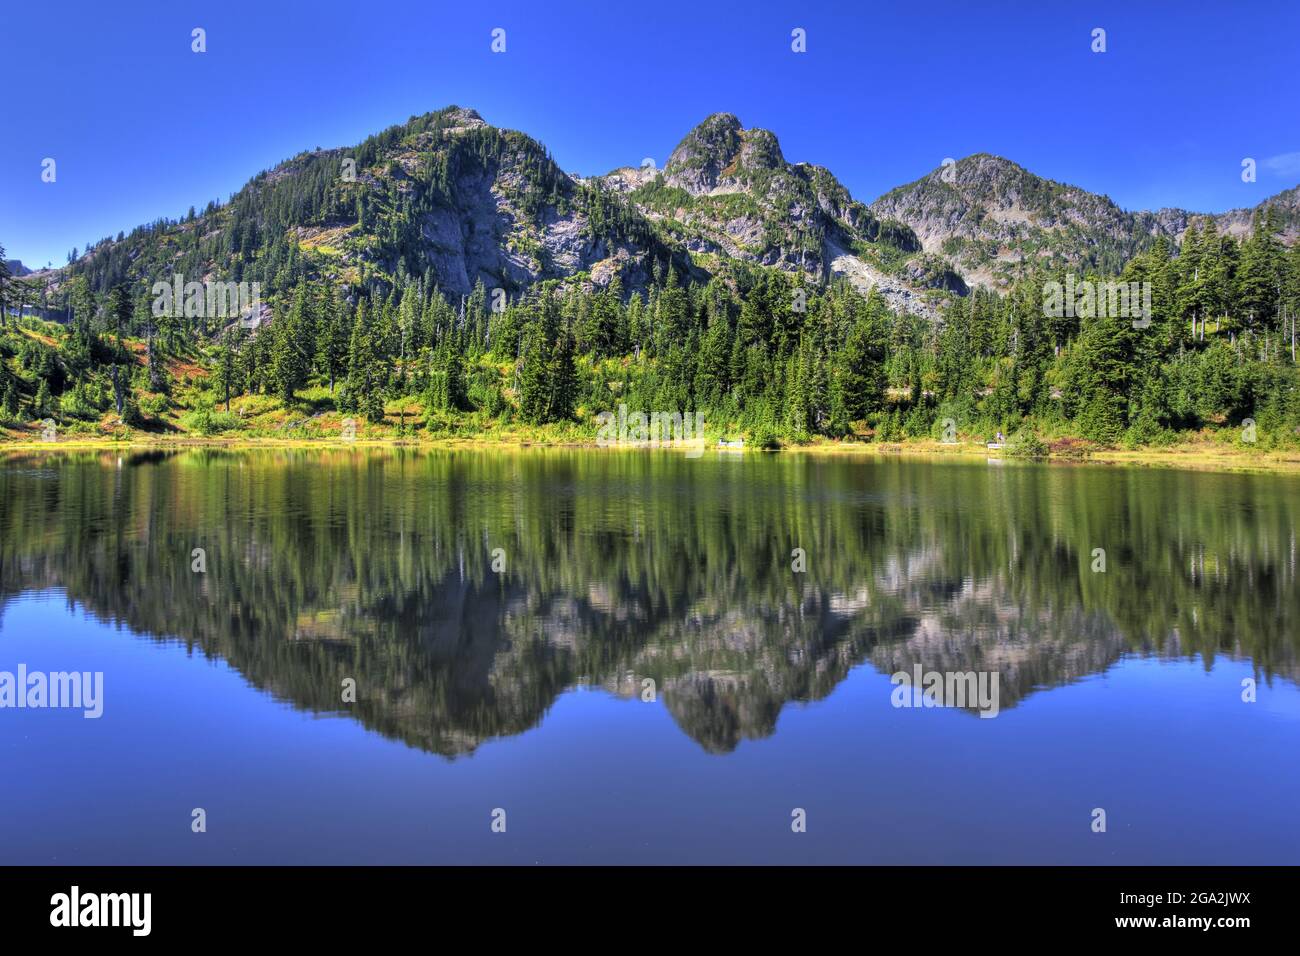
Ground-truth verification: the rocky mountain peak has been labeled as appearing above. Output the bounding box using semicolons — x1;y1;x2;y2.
434;105;488;132
872;149;1298;292
664;112;746;195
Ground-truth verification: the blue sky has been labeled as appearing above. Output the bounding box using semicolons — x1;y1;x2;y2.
2;0;1297;269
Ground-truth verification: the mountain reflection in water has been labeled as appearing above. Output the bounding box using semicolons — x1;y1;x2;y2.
1;448;1296;756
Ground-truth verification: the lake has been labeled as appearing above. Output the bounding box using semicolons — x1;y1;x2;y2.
1;448;1297;864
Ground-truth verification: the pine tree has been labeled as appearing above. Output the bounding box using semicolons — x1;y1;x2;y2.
548;329;578;422
1;377;19;419
317;291;351;393
105;283;133;416
517;326;551;425
695;315;733;408
1237;210;1285;336
1062;308;1135;443
346;299;386;423
783;349;807;438
271;285;311;404
0;243;11;327
212;330;241;412
1011;281;1050;415
425;343;466;414
838;311;886;421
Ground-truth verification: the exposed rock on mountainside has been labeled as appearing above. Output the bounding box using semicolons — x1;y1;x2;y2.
871;154;1300;291
66;106;690;306
1211;184;1300;241
607;113;950;315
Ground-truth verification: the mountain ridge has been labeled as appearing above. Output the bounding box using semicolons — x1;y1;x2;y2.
29;106;1300;319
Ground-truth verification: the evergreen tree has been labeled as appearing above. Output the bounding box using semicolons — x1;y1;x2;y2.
548;329;578;422
1062;308;1135;442
317;291;351;393
212;330;242;412
425;343;466;414
271;286;311;404
1238;210;1285;335
345;299;387;423
696;315;733;408
839;313;887;420
0;243;11;327
517;326;551;425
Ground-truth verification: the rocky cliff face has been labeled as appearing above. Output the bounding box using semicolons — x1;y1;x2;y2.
380;108;679;296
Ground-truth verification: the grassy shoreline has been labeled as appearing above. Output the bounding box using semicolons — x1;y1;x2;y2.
4;431;1299;474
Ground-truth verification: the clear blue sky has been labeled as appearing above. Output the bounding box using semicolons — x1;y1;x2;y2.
2;0;1297;269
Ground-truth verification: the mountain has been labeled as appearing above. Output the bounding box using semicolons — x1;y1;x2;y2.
61;107;958;321
67;106;690;306
1211;183;1300;241
871;154;1300;291
623;112;917;266
4;260;32;277
603;112;962;316
52;107;1300;319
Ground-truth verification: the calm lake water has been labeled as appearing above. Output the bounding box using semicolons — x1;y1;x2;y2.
1;448;1298;864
